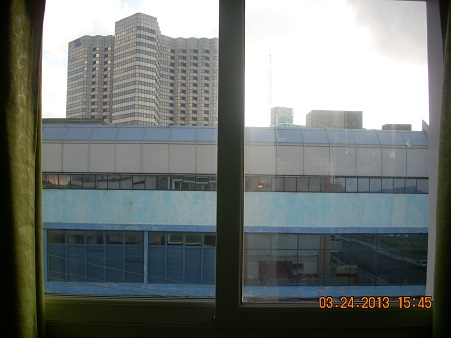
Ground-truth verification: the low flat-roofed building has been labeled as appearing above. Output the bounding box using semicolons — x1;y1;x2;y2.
42;124;429;299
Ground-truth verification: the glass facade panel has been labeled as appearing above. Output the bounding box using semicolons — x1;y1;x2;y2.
382;178;394;193
394;179;405;193
370;178;382;192
309;177;322;192
120;175;133;189
108;175;120;189
82;174;96;188
405;178;417;193
358;178;370;192
345;178;357;192
283;177;297;192
70;175;83;188
59;174;71;188
132;175;145;189
96;174;108;189
417;178;428;193
145;175;158;190
296;177;309;192
41;173;428;194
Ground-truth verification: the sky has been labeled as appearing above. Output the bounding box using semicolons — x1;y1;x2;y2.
42;0;429;130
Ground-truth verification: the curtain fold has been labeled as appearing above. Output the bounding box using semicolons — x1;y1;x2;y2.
435;1;451;337
0;0;46;337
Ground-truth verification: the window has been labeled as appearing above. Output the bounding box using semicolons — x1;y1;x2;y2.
242;0;430;306
44;0;436;336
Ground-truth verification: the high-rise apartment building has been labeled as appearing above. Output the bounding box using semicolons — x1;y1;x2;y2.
66;35;115;120
66;13;218;126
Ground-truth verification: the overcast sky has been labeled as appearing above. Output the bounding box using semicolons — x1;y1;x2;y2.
42;0;428;130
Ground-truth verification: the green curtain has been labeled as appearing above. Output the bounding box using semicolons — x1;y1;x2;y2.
435;1;451;337
0;0;46;337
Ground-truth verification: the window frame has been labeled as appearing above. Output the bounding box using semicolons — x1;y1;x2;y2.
45;0;436;336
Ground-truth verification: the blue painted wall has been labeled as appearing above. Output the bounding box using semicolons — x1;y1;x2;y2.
43;190;428;233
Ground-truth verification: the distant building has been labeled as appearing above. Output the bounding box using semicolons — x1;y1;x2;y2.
66;35;115;121
306;110;362;129
66;13;218;126
271;107;294;127
382;124;412;131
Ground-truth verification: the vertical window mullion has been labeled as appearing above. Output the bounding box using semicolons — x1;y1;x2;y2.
143;231;148;287
216;0;245;327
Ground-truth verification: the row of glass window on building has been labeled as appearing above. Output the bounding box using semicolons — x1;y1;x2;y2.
46;230;427;291
43;173;429;194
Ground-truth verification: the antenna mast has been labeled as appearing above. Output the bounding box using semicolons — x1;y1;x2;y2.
268;54;272;108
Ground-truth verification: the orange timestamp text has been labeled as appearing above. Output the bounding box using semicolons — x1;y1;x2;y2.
318;296;432;309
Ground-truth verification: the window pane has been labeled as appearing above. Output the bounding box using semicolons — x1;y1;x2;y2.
309;177;322;192
46;174;59;189
370;178;382;192
125;231;143;244
96;174;108;189
70;175;83;189
82;174;96;189
106;231;123;245
48;230;66;244
108;175;120;189
120;175;133;189
244;0;428;303
405;178;417;193
345;178;357;192
43;0;219;298
157;175;169;190
283;177;297;192
168;233;183;246
417;179;428;193
68;230;85;244
335;177;346;192
296;177;309;192
358;178;369;192
132;175;145;189
59;174;71;188
186;233;202;246
149;232;165;245
204;234;216;247
87;231;103;244
382;178;394;193
394;178;405;193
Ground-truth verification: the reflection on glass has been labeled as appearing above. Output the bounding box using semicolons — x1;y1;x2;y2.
243;233;427;300
244;0;428;303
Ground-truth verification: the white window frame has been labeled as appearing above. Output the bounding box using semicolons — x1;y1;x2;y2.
45;0;437;336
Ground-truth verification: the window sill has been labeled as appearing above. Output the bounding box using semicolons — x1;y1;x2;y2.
45;294;432;338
